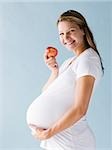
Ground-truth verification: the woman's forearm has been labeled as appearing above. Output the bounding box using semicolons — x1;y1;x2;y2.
50;106;85;135
42;70;59;92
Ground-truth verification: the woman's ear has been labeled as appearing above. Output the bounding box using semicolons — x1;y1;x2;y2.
79;26;85;36
81;28;85;36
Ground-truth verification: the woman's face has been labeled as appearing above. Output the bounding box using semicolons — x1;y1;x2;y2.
58;21;85;52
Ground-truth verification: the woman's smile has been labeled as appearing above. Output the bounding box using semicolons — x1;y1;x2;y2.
64;40;75;46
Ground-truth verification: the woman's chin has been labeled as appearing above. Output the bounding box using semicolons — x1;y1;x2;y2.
66;45;76;52
66;42;76;50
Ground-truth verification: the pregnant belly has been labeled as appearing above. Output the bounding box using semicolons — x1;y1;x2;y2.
26;89;73;129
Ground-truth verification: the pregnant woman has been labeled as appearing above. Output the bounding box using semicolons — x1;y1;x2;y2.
26;10;104;150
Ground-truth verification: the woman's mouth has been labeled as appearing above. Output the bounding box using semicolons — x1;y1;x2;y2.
69;41;75;45
65;40;75;46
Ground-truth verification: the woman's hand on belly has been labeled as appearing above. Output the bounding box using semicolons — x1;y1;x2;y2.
29;124;54;140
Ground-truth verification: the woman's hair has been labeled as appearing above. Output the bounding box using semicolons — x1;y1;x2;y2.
57;10;104;74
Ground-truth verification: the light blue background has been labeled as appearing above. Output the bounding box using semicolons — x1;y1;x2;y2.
0;1;111;150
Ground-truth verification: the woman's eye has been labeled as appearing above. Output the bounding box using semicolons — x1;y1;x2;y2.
70;29;76;32
59;33;64;36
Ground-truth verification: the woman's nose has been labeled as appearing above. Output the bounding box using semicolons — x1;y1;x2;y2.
63;33;70;44
64;33;69;40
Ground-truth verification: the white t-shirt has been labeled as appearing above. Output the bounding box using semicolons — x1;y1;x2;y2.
26;48;103;149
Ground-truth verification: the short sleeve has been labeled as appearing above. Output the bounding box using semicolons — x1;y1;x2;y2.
72;56;102;80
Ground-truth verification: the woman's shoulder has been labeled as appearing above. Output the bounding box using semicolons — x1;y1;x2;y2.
76;48;101;64
71;48;103;73
71;48;103;81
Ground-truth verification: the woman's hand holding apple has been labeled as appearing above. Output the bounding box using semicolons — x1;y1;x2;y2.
44;47;59;73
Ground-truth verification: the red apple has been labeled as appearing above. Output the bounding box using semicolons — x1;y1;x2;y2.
46;46;58;58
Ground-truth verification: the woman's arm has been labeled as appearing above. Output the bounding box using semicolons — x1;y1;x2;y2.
42;49;59;92
50;75;95;134
42;70;59;92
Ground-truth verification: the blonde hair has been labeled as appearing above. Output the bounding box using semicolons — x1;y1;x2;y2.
57;10;104;73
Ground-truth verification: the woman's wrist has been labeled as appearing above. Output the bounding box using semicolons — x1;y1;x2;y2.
51;69;59;76
49;122;61;136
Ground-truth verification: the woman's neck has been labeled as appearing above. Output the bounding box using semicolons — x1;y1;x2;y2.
74;43;90;56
